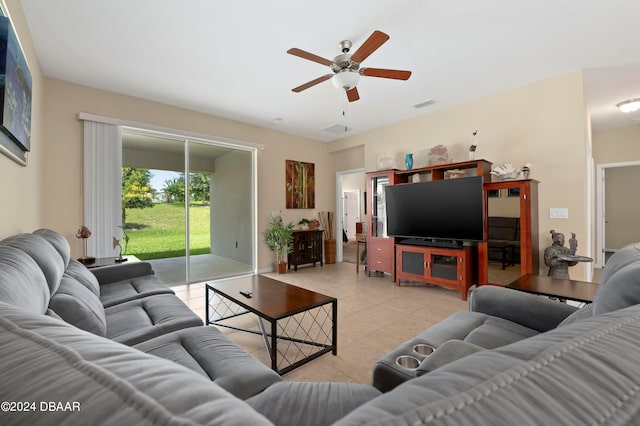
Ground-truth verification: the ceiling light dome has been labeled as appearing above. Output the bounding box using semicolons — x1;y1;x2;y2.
332;71;360;90
616;99;640;113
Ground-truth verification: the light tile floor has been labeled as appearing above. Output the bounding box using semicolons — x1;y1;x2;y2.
172;262;467;384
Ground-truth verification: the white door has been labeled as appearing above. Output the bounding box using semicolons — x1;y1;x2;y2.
343;190;359;239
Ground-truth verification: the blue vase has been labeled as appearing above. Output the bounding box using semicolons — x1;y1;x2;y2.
405;153;413;170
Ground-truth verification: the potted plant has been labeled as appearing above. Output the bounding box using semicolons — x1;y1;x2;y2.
264;215;294;273
298;218;310;230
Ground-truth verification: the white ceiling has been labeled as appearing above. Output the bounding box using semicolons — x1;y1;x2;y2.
20;0;640;142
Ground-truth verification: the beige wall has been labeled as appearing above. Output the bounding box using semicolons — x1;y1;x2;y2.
593;125;640;164
329;72;591;279
0;0;44;236
39;78;334;269
593;125;640;250
604;165;640;248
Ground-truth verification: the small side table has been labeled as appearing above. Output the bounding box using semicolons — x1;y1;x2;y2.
355;233;367;273
506;274;598;303
79;257;128;269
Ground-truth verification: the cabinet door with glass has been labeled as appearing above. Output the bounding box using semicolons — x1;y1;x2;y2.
367;170;397;238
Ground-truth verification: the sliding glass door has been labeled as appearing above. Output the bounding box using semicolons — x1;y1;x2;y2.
121;129;255;285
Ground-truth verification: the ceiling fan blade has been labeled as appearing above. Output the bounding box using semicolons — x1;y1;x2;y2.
292;74;333;92
287;48;334;67
346;87;360;102
350;30;390;63
361;68;412;80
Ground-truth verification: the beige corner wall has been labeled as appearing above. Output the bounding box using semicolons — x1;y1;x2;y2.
0;0;44;236
592;125;640;164
39;78;334;267
329;72;591;279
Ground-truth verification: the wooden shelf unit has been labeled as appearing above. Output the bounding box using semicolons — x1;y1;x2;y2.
393;159;492;183
365;160;491;290
288;230;323;271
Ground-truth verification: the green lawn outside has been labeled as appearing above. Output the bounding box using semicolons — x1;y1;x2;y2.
124;203;210;260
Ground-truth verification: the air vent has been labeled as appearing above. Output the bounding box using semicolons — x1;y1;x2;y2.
323;124;353;134
413;99;435;109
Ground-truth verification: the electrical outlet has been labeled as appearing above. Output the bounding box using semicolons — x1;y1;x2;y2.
549;208;569;219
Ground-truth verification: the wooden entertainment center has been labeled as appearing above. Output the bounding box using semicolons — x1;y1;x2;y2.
365;159;538;300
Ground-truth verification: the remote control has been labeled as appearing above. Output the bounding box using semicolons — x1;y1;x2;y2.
239;290;252;298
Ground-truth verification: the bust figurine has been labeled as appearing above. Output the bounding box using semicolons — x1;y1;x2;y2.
544;230;578;279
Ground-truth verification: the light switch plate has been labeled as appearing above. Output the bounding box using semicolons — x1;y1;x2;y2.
549;208;569;219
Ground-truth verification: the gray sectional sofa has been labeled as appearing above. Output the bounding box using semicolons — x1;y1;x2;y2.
2;229;640;425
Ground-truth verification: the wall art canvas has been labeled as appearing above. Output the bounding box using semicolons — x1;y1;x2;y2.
0;16;31;165
286;160;315;209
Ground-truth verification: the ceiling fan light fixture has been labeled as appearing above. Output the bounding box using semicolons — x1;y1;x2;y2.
616;98;640;113
332;71;360;90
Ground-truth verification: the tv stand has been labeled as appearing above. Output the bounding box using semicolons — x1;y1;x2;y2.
398;239;463;249
394;244;476;301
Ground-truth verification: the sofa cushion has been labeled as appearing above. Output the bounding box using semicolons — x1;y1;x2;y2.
0;233;65;295
0;302;272;426
134;326;282;399
339;304;640;426
593;260;640;316
99;274;174;307
596;242;640;291
372;311;540;392
64;259;101;297
105;294;203;345
49;275;107;337
33;228;72;268
593;243;640;316
0;246;49;314
247;382;381;426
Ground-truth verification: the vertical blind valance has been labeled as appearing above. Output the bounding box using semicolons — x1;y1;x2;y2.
82;120;121;258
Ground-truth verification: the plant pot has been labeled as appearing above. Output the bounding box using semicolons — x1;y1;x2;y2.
277;262;287;274
325;239;336;264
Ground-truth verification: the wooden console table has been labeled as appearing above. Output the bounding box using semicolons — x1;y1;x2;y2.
288;230;323;271
506;274;598;303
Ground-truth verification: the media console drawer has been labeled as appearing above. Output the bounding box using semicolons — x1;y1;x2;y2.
367;239;394;275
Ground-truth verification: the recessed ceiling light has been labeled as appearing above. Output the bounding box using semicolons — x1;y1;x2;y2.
616;99;640;113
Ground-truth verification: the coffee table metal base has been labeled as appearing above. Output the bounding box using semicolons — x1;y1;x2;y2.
205;276;337;375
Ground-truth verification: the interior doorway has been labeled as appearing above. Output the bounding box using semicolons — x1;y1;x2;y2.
596;160;640;267
336;169;365;263
342;190;360;239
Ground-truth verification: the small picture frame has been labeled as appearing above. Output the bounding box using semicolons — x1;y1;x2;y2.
487;189;500;198
507;188;520;197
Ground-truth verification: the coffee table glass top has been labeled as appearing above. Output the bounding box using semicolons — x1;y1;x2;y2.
209;274;336;320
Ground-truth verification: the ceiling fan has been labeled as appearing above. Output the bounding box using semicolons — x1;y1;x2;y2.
287;30;412;102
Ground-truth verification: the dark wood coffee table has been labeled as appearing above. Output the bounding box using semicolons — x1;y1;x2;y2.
205;274;337;375
506;274;598;303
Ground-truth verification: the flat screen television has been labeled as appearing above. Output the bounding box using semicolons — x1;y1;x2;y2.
385;176;484;243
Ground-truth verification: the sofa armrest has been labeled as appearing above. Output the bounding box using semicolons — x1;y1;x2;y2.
469;285;579;332
90;262;155;284
416;340;485;375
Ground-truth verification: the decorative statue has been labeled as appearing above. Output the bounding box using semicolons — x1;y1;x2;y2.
543;230;581;279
